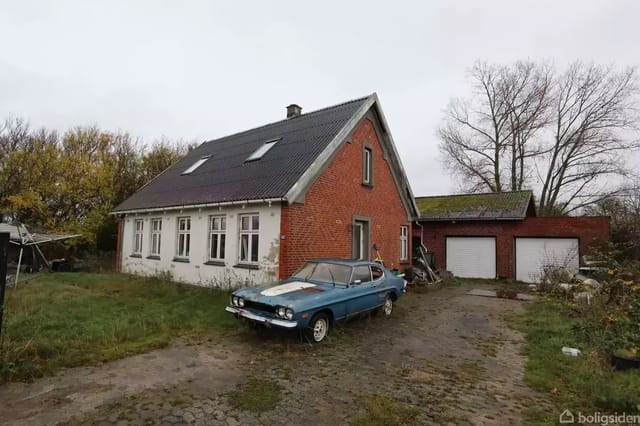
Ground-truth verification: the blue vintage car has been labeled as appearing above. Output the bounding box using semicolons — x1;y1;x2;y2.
225;259;406;342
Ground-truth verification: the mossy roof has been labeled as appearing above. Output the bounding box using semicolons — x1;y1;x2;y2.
415;190;535;221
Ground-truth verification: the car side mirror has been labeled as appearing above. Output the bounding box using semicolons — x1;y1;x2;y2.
351;279;362;285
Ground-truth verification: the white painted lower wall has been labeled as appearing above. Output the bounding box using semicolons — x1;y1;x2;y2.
120;202;281;288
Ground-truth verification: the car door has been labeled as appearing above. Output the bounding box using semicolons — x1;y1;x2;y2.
346;265;382;316
369;264;389;307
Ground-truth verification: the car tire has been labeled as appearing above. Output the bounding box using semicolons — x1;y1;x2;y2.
382;294;394;317
306;313;330;343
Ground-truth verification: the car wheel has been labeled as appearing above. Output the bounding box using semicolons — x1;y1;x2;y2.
307;313;330;343
382;294;394;316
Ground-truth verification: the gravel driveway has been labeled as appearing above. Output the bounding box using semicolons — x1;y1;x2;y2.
0;283;550;425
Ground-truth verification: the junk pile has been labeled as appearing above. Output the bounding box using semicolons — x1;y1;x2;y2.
540;264;604;304
405;244;441;285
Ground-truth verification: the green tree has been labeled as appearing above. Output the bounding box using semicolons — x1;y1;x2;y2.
1;119;191;252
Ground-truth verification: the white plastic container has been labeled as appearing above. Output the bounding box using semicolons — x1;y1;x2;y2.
562;347;582;356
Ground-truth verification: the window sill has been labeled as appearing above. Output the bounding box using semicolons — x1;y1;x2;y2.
361;182;374;189
130;254;142;258
173;257;190;263
204;260;225;267
234;263;259;270
146;255;161;260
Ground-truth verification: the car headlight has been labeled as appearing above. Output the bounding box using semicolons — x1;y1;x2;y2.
232;296;238;306
277;306;286;318
237;297;245;307
285;308;294;320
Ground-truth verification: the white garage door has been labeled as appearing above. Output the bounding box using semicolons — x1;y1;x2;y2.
446;237;496;279
515;238;579;283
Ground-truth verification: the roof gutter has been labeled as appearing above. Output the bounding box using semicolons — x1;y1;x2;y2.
417;216;526;221
110;197;286;216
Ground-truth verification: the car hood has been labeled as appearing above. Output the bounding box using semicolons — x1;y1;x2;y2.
234;279;339;308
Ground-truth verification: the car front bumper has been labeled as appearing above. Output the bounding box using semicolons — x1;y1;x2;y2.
225;306;298;329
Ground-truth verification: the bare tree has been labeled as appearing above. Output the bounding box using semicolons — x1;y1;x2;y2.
439;61;551;192
0;116;31;156
439;62;509;192
503;62;553;191
439;60;640;215
538;63;639;215
585;181;640;259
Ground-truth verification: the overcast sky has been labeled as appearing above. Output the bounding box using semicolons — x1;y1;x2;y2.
1;0;639;196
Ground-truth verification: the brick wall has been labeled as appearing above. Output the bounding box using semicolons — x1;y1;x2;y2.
418;216;610;279
279;118;411;278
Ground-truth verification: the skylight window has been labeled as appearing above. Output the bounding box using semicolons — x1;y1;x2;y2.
245;138;280;162
182;155;210;175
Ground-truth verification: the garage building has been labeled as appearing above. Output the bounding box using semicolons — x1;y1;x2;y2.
414;191;610;283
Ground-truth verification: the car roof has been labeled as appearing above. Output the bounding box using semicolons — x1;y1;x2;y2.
308;258;382;267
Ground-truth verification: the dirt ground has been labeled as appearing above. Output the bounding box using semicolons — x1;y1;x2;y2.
0;283;551;425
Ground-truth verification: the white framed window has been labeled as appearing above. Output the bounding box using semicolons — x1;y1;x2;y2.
176;217;191;258
150;218;162;256
182;155;210;175
133;219;144;255
400;226;409;262
245;139;280;162
239;214;259;263
363;146;373;185
208;216;226;261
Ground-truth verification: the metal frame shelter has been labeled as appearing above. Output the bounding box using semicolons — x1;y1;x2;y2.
0;223;80;286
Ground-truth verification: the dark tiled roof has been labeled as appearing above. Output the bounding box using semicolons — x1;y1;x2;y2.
113;96;369;212
415;190;535;220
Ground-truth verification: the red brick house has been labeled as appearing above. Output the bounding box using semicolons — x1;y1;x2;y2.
112;94;418;286
414;191;610;282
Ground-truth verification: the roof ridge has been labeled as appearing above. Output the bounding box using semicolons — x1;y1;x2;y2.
415;190;533;200
202;94;373;146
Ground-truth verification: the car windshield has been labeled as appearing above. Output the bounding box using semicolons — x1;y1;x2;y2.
292;261;352;286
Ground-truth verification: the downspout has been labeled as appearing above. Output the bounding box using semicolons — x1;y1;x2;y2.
414;220;424;250
115;217;123;272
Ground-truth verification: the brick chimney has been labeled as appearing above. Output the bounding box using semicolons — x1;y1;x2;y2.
286;104;302;118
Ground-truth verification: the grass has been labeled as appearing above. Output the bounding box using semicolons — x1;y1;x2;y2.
446;276;538;294
0;272;237;381
507;298;640;423
227;378;282;414
350;394;421;426
458;359;487;382
475;334;505;358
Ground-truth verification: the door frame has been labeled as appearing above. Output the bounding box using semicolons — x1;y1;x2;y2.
352;216;370;260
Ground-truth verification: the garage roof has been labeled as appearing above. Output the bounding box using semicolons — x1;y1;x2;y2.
416;190;536;221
